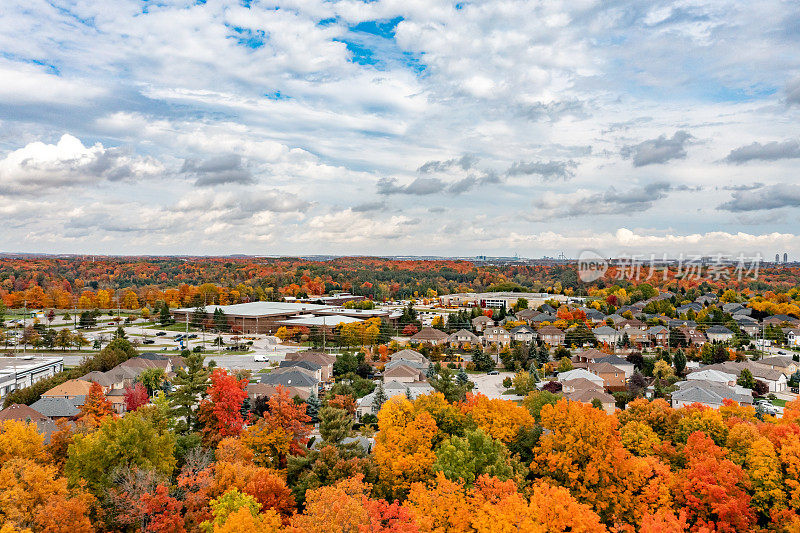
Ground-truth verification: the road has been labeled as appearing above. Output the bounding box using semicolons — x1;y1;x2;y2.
470;371;517;399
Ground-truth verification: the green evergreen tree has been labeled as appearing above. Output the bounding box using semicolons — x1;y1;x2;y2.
372;382;388;414
306;391;321;423
674;348;687;375
168;351;211;434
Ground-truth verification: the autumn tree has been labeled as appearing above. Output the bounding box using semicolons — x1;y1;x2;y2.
78;381;116;426
433;428;516;486
673;431;755;532
125;382;150;412
198;368;248;446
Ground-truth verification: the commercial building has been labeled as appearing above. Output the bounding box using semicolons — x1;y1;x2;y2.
171;301;388;334
0;357;64;403
438;292;583;309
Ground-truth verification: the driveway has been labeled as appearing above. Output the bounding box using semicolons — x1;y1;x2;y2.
470;371;517;399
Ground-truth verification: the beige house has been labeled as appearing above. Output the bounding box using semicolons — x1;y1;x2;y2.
411;327;449;345
483;326;511;347
383;363;425;383
471;315;494;332
537;326;565;346
447;329;481;348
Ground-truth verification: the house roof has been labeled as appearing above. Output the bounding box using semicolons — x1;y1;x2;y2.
246;382;311;401
574;348;607;361
30;396;84;418
472;315;493;324
286;351;337;366
588;362;624;374
484;326;510;336
687;369;736;383
759;355;795;368
279;360;322;371
596;354;632;367
411;327;449;342
557;368;604;384
593;325;619;335
707;325;734;334
567;388;615;404
390;349;428;364
383;364;422;379
537;326;564;335
510;325;535;334
79;371;117;388
260;370;318;388
42;379;94;398
561;377;603;391
672;381;752;405
448;329;480;342
0;403;48;422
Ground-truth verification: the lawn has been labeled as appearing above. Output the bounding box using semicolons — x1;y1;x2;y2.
772;399;788;407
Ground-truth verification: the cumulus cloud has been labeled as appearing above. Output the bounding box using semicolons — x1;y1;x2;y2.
182;154;255;186
718;184;800;212
351;200;386;212
621;131;693;167
417;155;477;173
532;182;683;219
507;160;577;180
723;140;800;164
0;134;163;195
520;100;587;122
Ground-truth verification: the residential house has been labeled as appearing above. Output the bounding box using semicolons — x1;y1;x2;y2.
677;303;704;315
389;349;430;366
515;308;539;324
42;379;94;399
447;329;481;349
357;380;434;418
678;326;707;346
619;319;648;344
735;317;759;336
696;293;719;305
537;325;565;346
706;325;735;343
788;329;800;348
246;382;311;402
556;368;605;388
756;355;798;376
0;403;58;441
510;324;536;343
471;315;494;332
383;363;425;383
260;370;318;397
565;386;617;415
701;362;788;393
647;325;669;347
410;327;449;345
593;325;621;346
529;313;556;325
279;360;323;382
483;326;512;347
722;303;745;314
286;351;336;381
671;380;752;409
29;396;84;420
763;315;800;328
587;362;626;390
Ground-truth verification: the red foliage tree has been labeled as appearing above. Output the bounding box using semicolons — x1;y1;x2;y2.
124;383;150;412
139;484;186;533
198;368;249;446
674;431;755;532
401;324;419;336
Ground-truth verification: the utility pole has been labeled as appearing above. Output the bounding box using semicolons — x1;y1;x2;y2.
22;299;26;356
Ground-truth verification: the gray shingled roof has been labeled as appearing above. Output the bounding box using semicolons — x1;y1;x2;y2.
29;396;84;418
260;370;317;388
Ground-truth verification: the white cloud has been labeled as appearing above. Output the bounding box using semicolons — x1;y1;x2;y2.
0;134;163;195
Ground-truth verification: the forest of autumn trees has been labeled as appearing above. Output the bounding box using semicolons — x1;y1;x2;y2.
6;347;800;532
3;256;800;312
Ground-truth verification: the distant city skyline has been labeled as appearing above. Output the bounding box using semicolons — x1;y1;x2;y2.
1;1;799;257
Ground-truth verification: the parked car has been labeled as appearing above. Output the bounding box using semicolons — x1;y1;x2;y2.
487;370;499;375
142;339;155;345
188;334;198;339
155;331;167;336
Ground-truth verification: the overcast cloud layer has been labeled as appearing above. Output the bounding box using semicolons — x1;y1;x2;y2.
1;0;799;258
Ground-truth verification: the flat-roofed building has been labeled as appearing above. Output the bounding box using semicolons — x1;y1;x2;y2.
0;357;64;403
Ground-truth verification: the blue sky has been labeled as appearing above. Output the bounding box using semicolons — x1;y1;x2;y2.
0;0;799;258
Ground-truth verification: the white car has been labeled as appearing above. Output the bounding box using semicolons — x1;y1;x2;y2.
253;354;270;362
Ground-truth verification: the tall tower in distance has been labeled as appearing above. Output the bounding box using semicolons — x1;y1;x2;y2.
776;253;780;263
785;253;789;263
